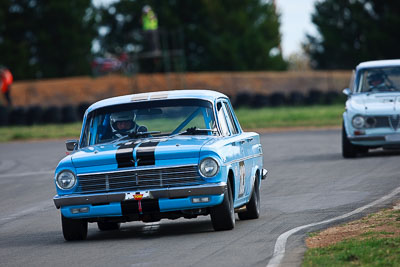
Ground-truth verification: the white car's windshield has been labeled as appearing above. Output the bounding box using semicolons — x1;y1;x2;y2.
358;67;400;93
81;99;217;147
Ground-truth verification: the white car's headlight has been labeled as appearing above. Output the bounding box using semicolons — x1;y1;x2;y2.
352;115;365;129
56;170;76;190
199;158;219;178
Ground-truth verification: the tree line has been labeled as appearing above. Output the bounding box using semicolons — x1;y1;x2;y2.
1;0;399;80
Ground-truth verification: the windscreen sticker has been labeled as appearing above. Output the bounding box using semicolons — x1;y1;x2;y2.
116;142;139;168
136;141;161;166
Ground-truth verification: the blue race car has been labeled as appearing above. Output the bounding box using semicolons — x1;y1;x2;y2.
53;90;267;240
342;59;400;158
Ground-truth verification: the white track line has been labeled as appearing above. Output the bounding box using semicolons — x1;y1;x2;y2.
0;170;53;178
266;186;400;267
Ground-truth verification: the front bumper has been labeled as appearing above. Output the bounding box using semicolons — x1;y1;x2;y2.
53;183;227;209
348;133;400;145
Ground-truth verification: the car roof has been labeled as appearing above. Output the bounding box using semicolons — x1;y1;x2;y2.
87;89;228;113
356;59;400;70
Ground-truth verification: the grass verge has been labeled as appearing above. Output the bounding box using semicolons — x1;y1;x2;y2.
303;203;400;267
235;105;343;129
0;123;82;142
0;105;344;142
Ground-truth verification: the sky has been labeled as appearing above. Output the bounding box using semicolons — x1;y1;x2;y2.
276;0;318;58
93;0;318;59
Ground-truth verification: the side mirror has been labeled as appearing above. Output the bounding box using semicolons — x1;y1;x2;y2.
66;140;78;151
342;88;352;96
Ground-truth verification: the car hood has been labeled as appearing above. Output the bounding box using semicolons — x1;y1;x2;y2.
71;136;215;169
349;93;400;114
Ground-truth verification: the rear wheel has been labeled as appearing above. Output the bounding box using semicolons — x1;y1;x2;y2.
97;221;121;231
61;215;88;241
238;177;260;220
210;180;235;231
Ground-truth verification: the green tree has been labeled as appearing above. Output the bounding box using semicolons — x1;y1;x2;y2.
305;0;400;69
0;0;96;79
97;0;287;72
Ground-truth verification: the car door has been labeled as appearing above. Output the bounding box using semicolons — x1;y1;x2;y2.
217;99;252;202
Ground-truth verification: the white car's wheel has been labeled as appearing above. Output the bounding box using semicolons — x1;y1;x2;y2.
342;122;368;158
342;124;357;158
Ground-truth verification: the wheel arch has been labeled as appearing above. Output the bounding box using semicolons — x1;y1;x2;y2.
228;168;235;200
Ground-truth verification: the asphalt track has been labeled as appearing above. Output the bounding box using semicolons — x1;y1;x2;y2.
1;130;399;267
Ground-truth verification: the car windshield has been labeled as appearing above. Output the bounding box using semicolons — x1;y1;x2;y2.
80;99;217;147
357;67;400;93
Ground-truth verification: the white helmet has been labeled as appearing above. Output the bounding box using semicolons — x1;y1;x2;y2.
110;111;137;136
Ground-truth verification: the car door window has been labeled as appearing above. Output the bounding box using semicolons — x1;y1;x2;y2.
217;102;230;136
223;102;239;135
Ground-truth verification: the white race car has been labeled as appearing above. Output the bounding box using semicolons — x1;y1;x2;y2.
342;59;400;158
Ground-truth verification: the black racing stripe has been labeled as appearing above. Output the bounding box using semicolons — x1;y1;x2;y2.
116;142;139;168
136;141;160;166
121;199;160;215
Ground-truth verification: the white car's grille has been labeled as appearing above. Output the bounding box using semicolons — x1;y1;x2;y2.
365;115;400;129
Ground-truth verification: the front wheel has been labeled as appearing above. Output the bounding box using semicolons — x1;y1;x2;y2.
238;177;260;220
210;180;235;231
342;122;368;158
342;122;358;158
61;215;88;241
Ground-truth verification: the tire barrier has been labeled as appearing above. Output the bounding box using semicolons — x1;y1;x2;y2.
61;105;78;123
325;90;346;104
26;106;43;125
251;93;270;108
77;102;91;120
0;90;347;127
234;92;254;108
288;91;305;106
8;107;26;125
269;92;286;107
0;106;9;126
306;89;324;105
42;106;62;124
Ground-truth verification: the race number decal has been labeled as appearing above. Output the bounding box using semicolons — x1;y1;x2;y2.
239;161;245;197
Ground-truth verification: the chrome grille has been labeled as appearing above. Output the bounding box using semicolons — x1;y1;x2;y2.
374;116;391;128
78;165;203;194
365;116;397;129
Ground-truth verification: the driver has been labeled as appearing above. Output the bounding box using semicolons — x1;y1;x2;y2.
110;111;147;138
367;71;386;91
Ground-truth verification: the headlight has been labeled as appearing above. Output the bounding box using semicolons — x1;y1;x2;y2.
352;115;365;129
56;170;76;190
199;158;219;178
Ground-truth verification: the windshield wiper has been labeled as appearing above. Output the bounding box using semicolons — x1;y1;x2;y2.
128;131;161;138
172;127;218;136
110;135;129;144
110;131;161;144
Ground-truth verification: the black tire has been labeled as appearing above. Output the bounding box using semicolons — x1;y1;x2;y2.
61;215;88;241
342;122;358;158
238;177;260;220
97;221;121;231
210;180;235;231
